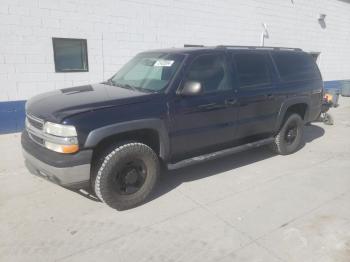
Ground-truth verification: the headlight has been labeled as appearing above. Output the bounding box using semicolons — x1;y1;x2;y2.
44;122;77;137
43;122;79;153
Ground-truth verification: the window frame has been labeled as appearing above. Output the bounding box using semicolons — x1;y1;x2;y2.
232;52;272;89
52;37;89;73
181;52;233;95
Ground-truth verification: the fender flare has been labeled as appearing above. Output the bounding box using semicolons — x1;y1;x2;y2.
275;96;311;131
84;119;170;161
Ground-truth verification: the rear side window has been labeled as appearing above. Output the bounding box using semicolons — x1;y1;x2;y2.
272;52;320;81
234;53;271;88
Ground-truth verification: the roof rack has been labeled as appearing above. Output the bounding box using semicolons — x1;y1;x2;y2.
184;44;205;48
216;45;302;51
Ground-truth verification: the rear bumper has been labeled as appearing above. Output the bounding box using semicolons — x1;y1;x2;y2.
21;131;92;189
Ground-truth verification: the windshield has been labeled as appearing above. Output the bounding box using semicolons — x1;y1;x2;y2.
110;52;184;92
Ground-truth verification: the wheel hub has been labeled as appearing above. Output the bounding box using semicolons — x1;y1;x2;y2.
285;125;298;144
124;168;139;184
115;159;147;195
287;129;296;139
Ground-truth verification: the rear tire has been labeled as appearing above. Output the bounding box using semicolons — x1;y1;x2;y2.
94;142;160;210
271;113;304;155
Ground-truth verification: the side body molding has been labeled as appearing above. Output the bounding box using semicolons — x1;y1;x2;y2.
84;119;170;160
274;96;311;131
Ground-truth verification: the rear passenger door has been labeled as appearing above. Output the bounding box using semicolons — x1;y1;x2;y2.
231;51;281;139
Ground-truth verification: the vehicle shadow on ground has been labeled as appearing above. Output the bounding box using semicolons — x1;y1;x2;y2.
73;124;325;206
148;124;325;203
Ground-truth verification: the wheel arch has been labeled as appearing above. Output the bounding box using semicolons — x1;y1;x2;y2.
275;97;311;131
85;119;170;161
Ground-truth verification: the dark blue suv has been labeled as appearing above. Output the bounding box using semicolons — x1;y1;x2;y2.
22;46;323;210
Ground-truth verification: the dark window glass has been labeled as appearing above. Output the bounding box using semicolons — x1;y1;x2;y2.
53;38;88;72
234;53;271;88
272;52;320;81
186;54;230;93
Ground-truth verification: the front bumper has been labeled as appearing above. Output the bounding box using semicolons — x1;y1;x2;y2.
21;131;92;188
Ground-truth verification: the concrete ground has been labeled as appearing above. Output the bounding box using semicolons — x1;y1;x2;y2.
1;99;350;262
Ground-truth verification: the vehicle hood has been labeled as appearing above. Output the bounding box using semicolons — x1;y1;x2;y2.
26;83;155;123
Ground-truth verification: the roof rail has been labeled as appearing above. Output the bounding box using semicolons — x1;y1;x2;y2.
216;45;302;51
184;44;205;48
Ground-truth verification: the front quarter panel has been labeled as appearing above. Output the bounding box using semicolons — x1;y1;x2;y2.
63;95;170;159
84;118;170;160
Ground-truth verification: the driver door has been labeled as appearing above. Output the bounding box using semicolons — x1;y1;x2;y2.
169;52;239;160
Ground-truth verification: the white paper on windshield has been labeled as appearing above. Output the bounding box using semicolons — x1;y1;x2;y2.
154;60;174;67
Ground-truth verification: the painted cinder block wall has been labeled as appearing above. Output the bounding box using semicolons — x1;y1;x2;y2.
0;0;350;133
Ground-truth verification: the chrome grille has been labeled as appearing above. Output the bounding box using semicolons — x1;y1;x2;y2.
26;113;45;146
28;132;44;145
25;114;77;147
26;114;44;130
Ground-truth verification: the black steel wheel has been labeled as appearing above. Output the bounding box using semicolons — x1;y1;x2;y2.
113;159;147;195
94;142;160;210
284;122;299;145
271;113;304;155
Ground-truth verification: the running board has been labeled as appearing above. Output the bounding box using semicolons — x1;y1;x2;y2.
167;137;274;170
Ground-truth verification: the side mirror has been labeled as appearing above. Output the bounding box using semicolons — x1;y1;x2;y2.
180;81;202;96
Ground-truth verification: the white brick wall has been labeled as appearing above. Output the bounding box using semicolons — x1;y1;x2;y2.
0;0;350;102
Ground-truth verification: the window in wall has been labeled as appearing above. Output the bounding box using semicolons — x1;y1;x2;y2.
234;53;271;88
52;38;88;72
185;54;230;93
272;52;320;81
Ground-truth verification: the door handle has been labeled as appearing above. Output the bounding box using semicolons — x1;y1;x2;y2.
266;94;274;100
225;98;237;106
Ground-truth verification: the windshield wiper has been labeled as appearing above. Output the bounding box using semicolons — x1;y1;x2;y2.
131;86;156;93
113;82;156;93
107;81;135;90
117;83;138;91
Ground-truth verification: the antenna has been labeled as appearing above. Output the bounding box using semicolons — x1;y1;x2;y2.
261;23;269;47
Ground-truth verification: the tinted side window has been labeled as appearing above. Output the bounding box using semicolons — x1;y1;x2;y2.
272;52;320;81
186;54;230;93
234;53;271;88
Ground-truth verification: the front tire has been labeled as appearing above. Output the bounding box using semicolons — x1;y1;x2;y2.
94;142;160;210
271;113;304;155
